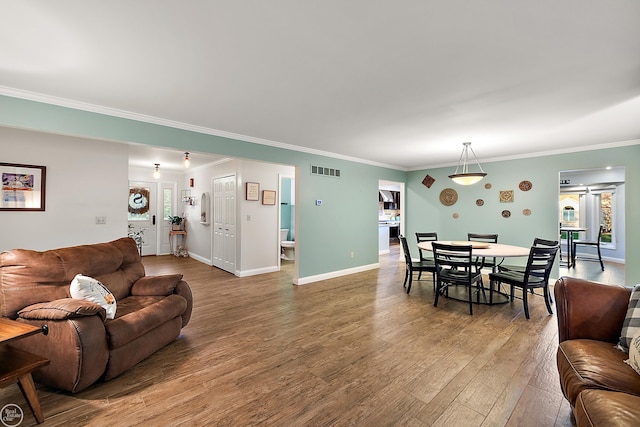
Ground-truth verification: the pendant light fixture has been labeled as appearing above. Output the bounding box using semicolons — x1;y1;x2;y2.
183;152;190;168
153;163;160;179
449;142;487;185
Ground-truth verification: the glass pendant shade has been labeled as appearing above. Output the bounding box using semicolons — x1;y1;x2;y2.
448;142;487;185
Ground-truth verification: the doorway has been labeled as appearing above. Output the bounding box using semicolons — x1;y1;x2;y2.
559;167;625;265
378;180;405;257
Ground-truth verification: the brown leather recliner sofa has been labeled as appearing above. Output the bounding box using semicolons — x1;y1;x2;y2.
0;237;193;393
555;277;640;426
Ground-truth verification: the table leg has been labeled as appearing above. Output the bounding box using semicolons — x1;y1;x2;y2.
17;373;45;423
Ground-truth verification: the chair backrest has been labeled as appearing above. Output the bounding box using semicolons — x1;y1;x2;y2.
596;225;604;242
533;237;558;248
399;235;412;266
467;233;498;243
416;232;438;259
432;242;475;274
524;245;559;282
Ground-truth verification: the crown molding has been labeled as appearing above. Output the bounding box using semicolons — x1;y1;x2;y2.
0;86;406;171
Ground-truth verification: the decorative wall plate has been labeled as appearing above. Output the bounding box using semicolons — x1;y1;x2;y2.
484;183;492;189
501;210;511;218
422;174;435;188
522;208;532;216
499;190;514;203
439;188;458;206
476;199;484;206
519;180;533;191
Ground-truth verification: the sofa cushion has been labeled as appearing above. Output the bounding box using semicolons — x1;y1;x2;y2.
70;274;117;319
130;274;183;296
557;339;640;406
575;389;640;427
617;284;640;353
105;294;187;349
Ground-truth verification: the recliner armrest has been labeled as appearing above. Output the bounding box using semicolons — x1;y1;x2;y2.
130;274;183;296
554;276;630;343
18;298;107;321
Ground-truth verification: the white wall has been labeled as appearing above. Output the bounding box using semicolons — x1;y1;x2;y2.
0;127;128;251
178;158;294;276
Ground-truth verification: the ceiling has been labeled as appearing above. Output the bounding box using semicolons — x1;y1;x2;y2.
2;1;639;171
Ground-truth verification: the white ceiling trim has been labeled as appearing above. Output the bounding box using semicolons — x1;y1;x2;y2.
0;86;405;171
2;86;638;173
409;138;640;171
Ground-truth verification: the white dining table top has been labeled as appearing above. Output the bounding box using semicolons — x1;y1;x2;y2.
417;241;530;258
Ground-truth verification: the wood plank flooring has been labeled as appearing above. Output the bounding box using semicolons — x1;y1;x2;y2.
3;243;623;426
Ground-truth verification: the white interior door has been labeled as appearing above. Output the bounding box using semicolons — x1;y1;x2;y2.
128;182;158;256
212;175;236;272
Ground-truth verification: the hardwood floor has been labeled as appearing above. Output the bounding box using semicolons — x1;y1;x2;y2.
4;242;626;426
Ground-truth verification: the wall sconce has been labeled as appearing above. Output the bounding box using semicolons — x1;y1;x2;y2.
153;163;160;179
184;152;190;168
449;142;487;185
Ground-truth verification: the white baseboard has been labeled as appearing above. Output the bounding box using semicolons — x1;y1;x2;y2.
295;263;380;286
188;252;211;265
236;266;279;277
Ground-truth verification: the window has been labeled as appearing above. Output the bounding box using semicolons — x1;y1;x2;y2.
163;188;172;220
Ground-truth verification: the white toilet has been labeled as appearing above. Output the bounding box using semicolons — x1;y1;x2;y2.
280;229;295;260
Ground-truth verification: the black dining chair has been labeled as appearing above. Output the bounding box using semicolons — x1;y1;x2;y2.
415;232;438;280
400;235;437;294
498;238;558;274
488;244;559;319
432;242;484;315
572;225;605;271
467;233;498;272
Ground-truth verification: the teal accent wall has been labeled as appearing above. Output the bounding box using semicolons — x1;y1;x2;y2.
406;145;639;285
0;95;407;281
1;95;638;284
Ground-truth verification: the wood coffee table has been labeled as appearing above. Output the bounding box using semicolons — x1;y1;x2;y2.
0;318;49;424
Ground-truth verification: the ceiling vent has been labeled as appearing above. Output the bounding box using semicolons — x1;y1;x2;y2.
311;165;341;178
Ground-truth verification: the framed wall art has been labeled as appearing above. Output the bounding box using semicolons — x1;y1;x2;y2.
0;162;46;211
246;182;259;201
262;190;276;205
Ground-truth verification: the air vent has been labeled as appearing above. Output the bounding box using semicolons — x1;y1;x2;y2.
311;165;341;178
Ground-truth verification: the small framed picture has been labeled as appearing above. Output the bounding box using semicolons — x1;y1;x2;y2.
0;162;46;211
262;190;276;205
246;182;259;201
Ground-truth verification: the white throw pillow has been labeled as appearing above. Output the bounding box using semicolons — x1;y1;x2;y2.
625;331;640;376
69;274;117;320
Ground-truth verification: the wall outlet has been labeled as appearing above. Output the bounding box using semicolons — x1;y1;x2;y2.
95;216;107;225
246;214;251;221
350;251;355;258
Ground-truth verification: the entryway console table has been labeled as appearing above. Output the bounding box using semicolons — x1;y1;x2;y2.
0;318;49;424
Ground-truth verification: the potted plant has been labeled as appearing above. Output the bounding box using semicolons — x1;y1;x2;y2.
169;215;184;231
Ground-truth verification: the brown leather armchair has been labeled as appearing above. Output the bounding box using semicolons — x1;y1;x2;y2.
1;237;193;393
555;277;640;426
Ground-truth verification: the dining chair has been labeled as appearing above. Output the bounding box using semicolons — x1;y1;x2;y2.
432;242;484;315
467;233;498;272
488;244;559;319
498;238;558;274
400;235;437;294
415;232;438;280
572;225;605;271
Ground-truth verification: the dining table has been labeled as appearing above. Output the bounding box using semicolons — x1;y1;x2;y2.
417;240;531;305
559;226;587;268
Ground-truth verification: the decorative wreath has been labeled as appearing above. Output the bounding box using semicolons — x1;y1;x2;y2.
128;187;150;215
